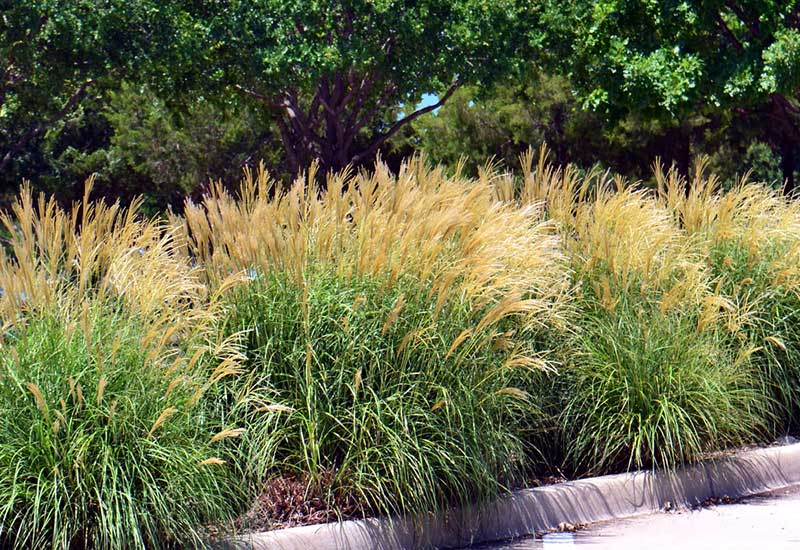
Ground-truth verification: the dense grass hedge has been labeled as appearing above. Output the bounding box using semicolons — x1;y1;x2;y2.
1;154;800;546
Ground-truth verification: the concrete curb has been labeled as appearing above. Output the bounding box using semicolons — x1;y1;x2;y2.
217;443;800;550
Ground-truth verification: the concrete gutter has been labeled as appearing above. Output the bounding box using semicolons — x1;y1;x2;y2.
216;442;800;550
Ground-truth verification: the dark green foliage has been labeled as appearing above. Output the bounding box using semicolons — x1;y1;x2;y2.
542;0;800;117
399;69;786;187
403;73;603;174
540;0;800;189
6;84;282;213
1;1;163;184
183;0;541;174
5;1;798;204
85;85;281;213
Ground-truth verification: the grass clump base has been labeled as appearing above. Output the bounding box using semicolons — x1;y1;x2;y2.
558;294;768;473
0;310;244;549
226;270;536;519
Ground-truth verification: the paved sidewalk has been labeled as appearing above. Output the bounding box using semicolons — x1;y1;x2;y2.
479;484;800;549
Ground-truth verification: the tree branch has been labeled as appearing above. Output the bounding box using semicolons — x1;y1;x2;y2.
233;84;283;111
285;90;325;146
714;12;743;52
342;7;355;39
353;83;397;132
0;80;93;173
345;73;379;130
352;80;461;165
773;92;800;115
308;89;323;127
725;1;761;39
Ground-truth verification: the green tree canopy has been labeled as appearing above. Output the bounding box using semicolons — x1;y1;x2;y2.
0;2;159;177
544;0;800;189
186;0;539;175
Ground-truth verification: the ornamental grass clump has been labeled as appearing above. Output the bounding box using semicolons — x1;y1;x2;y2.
517;155;769;474
180;158;571;518
0;184;246;549
556;286;768;474
225;270;540;519
658;163;800;432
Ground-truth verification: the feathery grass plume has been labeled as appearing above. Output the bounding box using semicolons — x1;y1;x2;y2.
594;188;707;298
181;157;571;519
517;145;603;227
655;157;721;235
527;156;711;313
0;181;206;328
181;156;570;325
517;147;709;310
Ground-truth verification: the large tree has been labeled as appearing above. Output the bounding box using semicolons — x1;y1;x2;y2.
544;0;800;191
0;2;156;178
189;0;538;176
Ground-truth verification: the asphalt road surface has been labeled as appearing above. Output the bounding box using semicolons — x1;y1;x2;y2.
476;483;800;550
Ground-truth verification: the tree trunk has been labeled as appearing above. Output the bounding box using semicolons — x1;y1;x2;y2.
238;77;460;183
